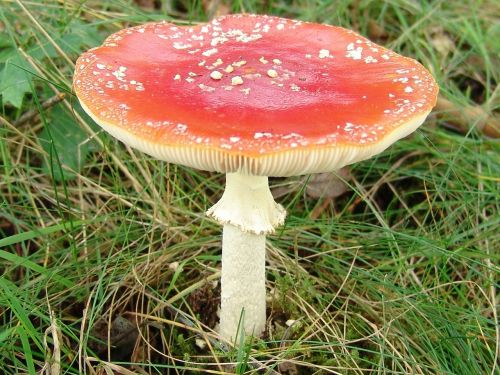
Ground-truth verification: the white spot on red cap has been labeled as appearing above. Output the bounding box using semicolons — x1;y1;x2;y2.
346;45;362;60
211;36;228;47
319;49;331;58
231;76;244;85
175;123;187;133
173;41;192;50
199;84;215;92
202;48;218;57
210;71;223;80
112;66;127;81
267;69;278;78
254;132;272;139
364;56;377;63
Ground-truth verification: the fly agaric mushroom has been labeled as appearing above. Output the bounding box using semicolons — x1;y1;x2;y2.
73;14;438;341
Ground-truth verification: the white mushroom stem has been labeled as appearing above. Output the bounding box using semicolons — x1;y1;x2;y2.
220;224;266;340
207;172;286;341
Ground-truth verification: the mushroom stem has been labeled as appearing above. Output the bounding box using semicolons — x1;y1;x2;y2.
220;223;266;340
207;172;286;340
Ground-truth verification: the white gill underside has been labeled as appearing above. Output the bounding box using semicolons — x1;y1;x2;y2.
80;100;431;177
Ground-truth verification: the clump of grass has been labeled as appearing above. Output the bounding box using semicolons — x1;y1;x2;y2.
1;0;498;374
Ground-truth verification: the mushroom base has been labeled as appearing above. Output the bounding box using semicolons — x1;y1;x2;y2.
219;223;266;341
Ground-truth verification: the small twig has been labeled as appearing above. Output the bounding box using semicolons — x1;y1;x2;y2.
279;318;303;346
309;197;333;220
14;93;65;126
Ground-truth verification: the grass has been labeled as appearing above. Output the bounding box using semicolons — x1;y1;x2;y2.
0;0;499;374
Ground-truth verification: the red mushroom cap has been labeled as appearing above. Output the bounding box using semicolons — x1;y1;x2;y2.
74;14;438;176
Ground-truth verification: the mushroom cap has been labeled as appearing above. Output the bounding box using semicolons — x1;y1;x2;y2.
74;14;438;176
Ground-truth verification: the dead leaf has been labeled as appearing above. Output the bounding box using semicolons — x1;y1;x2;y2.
89;315;139;361
368;19;388;40
429;26;455;58
305;168;351;199
465;55;487;71
436;96;500;138
271;178;299;200
202;0;230;17
187;281;220;328
133;0;160;9
278;360;299;375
